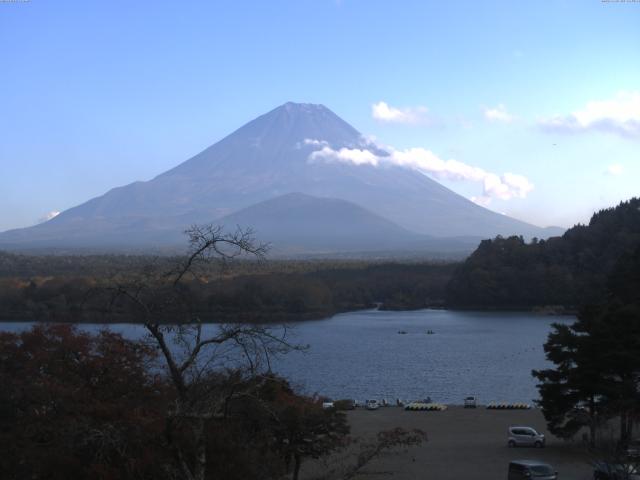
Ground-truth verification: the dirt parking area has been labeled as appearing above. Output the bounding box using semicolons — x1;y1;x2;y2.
340;406;592;480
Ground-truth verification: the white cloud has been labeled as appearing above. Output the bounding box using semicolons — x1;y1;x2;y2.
483;172;533;200
371;101;428;124
38;210;60;223
483;104;514;123
471;195;492;207
391;148;487;182
539;91;640;139
309;146;379;166
606;164;624;175
308;142;534;203
303;138;329;147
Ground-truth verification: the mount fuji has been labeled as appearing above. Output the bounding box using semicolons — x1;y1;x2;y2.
0;102;562;254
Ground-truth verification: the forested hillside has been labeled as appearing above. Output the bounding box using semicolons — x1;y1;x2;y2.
0;258;455;322
446;198;640;310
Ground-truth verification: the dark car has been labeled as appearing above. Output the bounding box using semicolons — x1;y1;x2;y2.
464;396;477;408
508;460;557;480
593;461;640;480
626;440;640;458
333;399;356;410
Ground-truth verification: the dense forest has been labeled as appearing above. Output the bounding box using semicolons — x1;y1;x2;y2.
446;198;640;310
0;254;456;322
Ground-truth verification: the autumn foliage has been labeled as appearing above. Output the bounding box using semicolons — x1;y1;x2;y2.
0;325;167;479
0;325;351;480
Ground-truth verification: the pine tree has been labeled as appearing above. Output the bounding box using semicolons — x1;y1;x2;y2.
533;245;640;447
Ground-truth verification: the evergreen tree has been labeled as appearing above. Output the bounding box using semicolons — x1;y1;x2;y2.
533;245;640;447
532;318;604;446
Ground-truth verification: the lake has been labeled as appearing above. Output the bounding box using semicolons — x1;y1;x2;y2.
0;309;572;404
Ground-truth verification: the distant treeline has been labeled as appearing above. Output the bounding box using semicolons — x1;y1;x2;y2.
0;252;388;278
446;198;640;310
0;256;456;322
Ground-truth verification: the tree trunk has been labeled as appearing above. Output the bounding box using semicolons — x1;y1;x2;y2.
293;454;301;480
193;418;207;480
170;404;207;480
589;421;597;448
589;396;597;448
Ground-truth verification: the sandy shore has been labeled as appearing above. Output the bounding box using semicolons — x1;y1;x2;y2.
305;406;592;480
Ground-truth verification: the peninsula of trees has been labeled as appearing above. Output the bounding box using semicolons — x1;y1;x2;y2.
446;198;640;311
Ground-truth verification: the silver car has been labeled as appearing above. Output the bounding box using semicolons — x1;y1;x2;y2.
508;460;557;480
508;425;546;448
365;399;380;410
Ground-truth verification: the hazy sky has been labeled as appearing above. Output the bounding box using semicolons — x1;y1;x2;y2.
1;0;638;232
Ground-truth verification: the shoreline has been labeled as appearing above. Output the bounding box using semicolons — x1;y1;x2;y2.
0;304;578;324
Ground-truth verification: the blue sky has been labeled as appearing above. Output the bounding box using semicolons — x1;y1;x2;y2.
1;0;639;231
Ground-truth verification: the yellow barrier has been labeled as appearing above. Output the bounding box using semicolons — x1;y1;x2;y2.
404;402;448;411
486;403;531;410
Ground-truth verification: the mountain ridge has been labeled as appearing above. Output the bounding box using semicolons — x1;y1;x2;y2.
217;192;482;255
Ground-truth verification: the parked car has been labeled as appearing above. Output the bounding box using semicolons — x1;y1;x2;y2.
322;400;334;410
593;461;640;480
333;399;356;410
365;399;380;410
464;396;477;408
508;460;557;480
508;426;546;448
626;440;640;458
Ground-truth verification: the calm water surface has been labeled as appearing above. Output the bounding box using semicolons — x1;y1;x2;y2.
0;309;572;404
277;309;572;404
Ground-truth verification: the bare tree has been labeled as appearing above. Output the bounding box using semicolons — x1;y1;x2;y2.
105;224;301;480
343;428;427;480
310;427;427;480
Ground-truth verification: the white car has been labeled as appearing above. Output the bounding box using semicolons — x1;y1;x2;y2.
322;401;334;410
365;399;380;410
508;425;546;448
